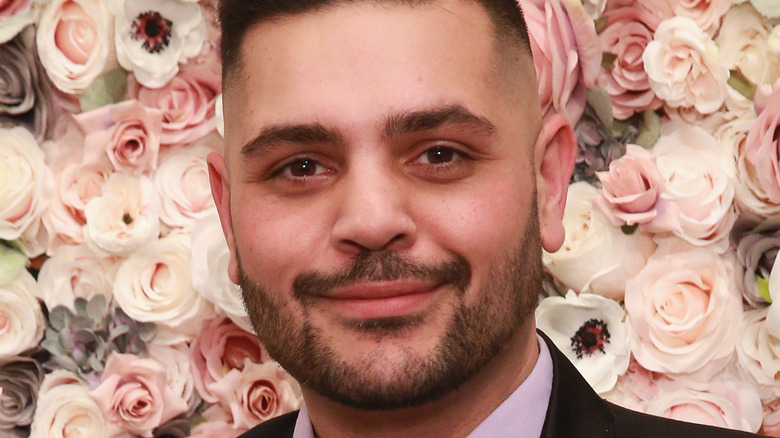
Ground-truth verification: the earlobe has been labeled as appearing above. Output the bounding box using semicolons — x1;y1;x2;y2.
207;151;240;285
534;114;577;253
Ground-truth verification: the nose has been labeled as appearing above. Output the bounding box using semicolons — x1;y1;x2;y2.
330;165;416;254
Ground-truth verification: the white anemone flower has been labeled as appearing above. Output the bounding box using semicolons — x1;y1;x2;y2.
536;291;630;394
110;0;205;88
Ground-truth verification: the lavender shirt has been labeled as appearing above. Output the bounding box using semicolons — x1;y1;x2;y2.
292;335;553;438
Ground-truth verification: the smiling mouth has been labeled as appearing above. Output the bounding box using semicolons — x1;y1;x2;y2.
312;280;444;320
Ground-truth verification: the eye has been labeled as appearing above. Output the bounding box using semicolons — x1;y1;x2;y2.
416;146;462;165
278;158;330;178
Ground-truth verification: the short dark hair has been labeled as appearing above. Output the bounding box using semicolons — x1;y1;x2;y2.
218;0;530;84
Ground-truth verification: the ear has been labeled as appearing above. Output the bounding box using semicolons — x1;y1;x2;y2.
534;114;576;253
207;151;240;285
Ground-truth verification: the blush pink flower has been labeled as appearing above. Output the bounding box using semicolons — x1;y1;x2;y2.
191;316;270;404
189;420;247;438
745;80;780;208
597;6;663;120
665;0;731;37
127;64;221;147
520;0;600;125
90;353;188;438
75;99;163;176
209;361;302;430
0;0;35;44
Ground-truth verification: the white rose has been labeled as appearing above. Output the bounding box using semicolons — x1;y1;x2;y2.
113;233;215;345
146;343;198;413
215;93;224;137
191;210;252;332
716;4;779;87
643;16;729;115
0;126;53;257
735;307;780;400
748;0;780;19
536;291;630;394
83;172;160;257
645;374;763;433
37;244;116;313
543;182;656;300
0;0;38;44
653;124;736;252
624;239;743;381
110;0;206;88
29;370;107;438
154;143;215;233
0;270;44;358
36;0;115;94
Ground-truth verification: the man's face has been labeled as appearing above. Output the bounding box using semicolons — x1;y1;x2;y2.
211;0;570;410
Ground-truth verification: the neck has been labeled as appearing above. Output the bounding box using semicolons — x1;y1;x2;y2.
302;320;540;438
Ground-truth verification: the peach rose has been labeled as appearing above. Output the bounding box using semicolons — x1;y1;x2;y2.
0;270;45;358
643;16;729;115
146;343;198;413
597;6;663;120
76;100;163;176
624;239;743;381
127;64;221;147
90;353;188;437
209;361;302;429
191;317;269;404
29;370;107;438
745;80;780;210
154;143;215;233
520;0;600;125
735;308;780;400
37;244;116;312
189;421;246;438
665;0;731;36
764;398;780;437
716;4;779;87
35;0;115;94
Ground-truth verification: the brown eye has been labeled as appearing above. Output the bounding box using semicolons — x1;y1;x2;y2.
289;159;318;177
425;147;455;164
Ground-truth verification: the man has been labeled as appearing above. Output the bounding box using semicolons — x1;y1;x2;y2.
207;0;759;436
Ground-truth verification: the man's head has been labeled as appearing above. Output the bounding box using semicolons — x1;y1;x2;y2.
209;0;575;411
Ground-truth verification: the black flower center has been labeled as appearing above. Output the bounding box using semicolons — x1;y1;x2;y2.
123;213;133;225
130;11;173;54
570;318;610;359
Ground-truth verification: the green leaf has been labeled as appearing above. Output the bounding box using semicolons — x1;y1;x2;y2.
74;298;88;317
757;275;773;304
601;52;618;70
594;15;608;34
41;338;63;356
138;322;157;342
52;355;79;372
74;329;98;345
48;307;72;331
728;69;757;101
635;110;660;149
111;324;130;340
0;240;27;286
586;87;614;133
88;355;104;372
621;224;639;235
86;295;108;322
78;68;129;112
58;331;74;352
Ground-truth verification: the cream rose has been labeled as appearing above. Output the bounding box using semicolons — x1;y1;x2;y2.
190;317;269;404
603;358;668;412
716;4;779;87
624;239;743;380
35;0;115;94
744;80;780;215
543;182;656;300
189;421;246;438
90;352;188;437
215;93;224;137
735;308;780;400
191;210;251;331
665;0;731;37
154;143;215;233
643;16;729;115
29;370;106;438
0;0;36;44
36;244;116;313
82;173;159;257
146;343;198;413
0;126;53;257
0;270;44;358
113;232;214;344
653;124;736;252
209;361;302;430
520;0;600;124
76;99;163;176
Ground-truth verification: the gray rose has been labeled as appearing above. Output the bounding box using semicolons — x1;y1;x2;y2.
0;25;52;142
0;355;44;432
730;215;780;307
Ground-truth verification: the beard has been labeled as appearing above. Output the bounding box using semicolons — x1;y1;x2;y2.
237;208;542;411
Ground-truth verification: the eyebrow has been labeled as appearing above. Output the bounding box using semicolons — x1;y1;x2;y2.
240;104;497;158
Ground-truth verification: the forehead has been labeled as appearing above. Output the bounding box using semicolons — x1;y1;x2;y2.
224;0;534;161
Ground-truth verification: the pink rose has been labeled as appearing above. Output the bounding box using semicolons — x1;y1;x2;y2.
595;144;666;228
0;0;34;44
209;361;302;429
665;0;730;37
191;316;270;404
127;64;221;147
745;80;780;208
643;16;729;115
190;421;247;438
624;240;743;381
75;99;163;176
597;6;662;120
520;0;600;125
90;352;188;438
763;398;780;437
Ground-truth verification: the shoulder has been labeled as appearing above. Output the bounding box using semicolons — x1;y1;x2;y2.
607;403;760;438
238;411;300;438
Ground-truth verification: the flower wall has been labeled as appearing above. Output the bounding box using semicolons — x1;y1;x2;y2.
0;0;778;436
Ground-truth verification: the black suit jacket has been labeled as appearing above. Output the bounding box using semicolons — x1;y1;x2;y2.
239;332;760;437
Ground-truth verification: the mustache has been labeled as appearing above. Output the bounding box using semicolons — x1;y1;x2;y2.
293;251;471;300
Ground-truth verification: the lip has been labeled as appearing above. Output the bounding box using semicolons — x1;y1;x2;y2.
314;280;442;320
